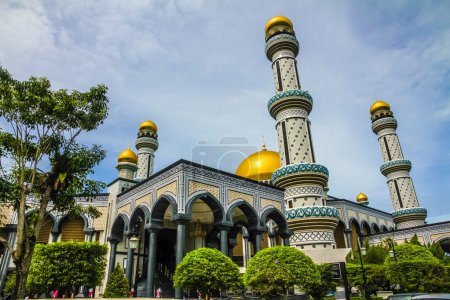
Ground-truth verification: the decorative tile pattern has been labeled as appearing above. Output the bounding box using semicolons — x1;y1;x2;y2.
227;190;253;206
391;207;427;218
135;194;152;208
265;34;299;53
272;163;329;182
261;198;282;211
188;180;220;200
157;181;178;198
290;231;335;243
117;203;131;216
380;160;411;173
286;206;339;220
267;89;313;110
275;109;309;123
285;186;323;198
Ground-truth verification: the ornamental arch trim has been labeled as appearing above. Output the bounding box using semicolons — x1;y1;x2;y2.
151;194;178;223
185;191;225;225
226;199;259;230
259;206;288;234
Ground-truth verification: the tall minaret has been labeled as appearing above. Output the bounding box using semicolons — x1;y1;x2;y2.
370;100;426;229
265;16;339;249
135;120;159;180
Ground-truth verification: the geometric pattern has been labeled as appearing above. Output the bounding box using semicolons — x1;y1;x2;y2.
267;89;313;110
261;198;282;211
285;186;323;198
286;206;339;220
156;181;178;198
188;180;220;200
392;207;427;218
380;159;411;173
272;163;329;182
228;190;253;206
290;231;335;243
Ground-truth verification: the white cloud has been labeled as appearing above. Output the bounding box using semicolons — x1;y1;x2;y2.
1;1;449;220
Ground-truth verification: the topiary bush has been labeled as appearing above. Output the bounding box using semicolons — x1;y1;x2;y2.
103;264;130;298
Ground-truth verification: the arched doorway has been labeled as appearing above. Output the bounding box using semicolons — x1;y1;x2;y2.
334;221;346;249
60;216;86;242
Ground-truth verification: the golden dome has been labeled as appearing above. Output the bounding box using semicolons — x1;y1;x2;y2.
356;192;368;203
265;16;293;33
139;120;158;132
370;100;390;114
117;147;137;164
236;145;280;181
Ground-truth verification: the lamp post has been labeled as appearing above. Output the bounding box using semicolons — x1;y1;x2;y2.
129;235;140;297
356;234;370;300
387;239;397;262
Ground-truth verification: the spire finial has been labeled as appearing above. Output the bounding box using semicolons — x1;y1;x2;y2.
262;136;267;150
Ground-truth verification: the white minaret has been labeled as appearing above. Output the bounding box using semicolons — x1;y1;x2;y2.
370;100;426;229
135;120;159;181
265;16;339;249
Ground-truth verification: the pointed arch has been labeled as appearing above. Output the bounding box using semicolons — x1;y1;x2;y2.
259;207;288;234
150;194;178;224
226;200;259;230
111;213;129;241
186;191;224;225
380;225;388;233
372;223;381;234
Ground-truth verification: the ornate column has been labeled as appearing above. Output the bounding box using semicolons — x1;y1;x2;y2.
243;233;250;267
228;239;237;258
220;224;232;256
126;237;135;285
174;214;190;299
135;120;158;181
281;231;292;247
107;238;119;279
344;230;352;249
370;100;426;229
145;228;159;297
265;16;339;249
253;229;264;253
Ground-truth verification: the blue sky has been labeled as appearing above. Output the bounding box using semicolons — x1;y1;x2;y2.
1;1;449;222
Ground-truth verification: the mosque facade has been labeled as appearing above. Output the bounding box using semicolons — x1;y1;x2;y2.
0;16;449;298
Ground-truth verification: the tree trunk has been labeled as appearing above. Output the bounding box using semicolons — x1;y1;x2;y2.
11;189;50;300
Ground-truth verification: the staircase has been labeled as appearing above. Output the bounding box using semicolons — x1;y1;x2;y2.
136;269;175;298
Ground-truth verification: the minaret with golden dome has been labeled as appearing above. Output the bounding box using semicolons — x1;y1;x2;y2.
370;100;426;229
265;16;339;249
135;120;159;180
116;147;138;180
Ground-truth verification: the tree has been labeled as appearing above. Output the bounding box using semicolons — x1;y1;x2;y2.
428;242;445;260
346;264;388;294
0;66;108;300
409;234;421;246
1;272;15;296
244;246;320;300
384;243;445;292
26;241;108;294
304;264;337;300
173;248;241;299
103;264;130;298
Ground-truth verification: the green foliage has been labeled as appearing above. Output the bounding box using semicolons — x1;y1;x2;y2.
2;272;16;295
384;243;445;292
173;248;241;297
304;264;337;300
0;65;108;299
27;242;108;293
347;245;388;265
409;234;421;246
103;264;130;298
244;246;319;300
346;264;388;293
385;260;445;292
384;243;437;263
428;242;445;260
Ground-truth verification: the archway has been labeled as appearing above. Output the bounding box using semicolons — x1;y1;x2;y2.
59;215;86;242
372;224;380;234
361;221;371;236
334;221;346;249
437;237;450;255
349;219;361;251
260;207;289;248
380;225;388;233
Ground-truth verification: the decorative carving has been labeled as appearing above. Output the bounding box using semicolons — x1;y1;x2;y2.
117;203;131;216
392;207;427;218
188;180;220;200
135;194;152;208
227;190;253;206
380;159;411;173
272;163;329;182
261;198;282;211
285;186;323;198
286;206;339;220
157;181;177;198
267;89;313;109
290;231;335;243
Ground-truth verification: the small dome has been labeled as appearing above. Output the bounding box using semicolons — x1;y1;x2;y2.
236;145;280;181
370;100;390;114
117;147;137;164
356;192;368;203
265;16;293;33
139;120;158;132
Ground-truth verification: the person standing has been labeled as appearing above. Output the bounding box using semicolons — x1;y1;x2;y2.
156;287;162;298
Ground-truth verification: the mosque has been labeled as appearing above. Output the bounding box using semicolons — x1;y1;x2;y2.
1;16;450;299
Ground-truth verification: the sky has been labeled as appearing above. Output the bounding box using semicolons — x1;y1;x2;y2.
1;1;449;222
